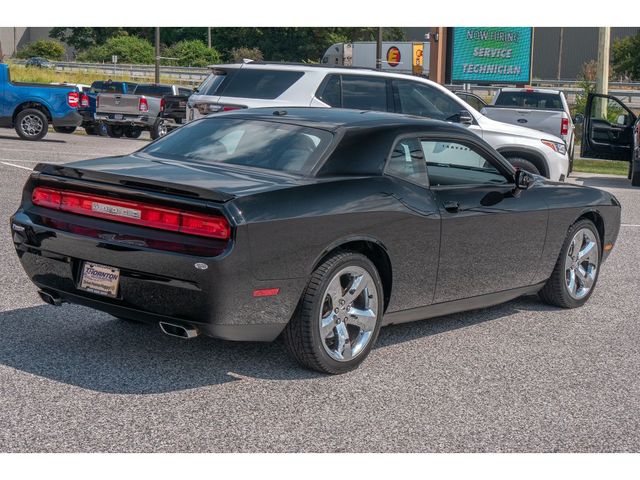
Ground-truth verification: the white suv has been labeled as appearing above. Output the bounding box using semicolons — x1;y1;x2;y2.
187;63;569;181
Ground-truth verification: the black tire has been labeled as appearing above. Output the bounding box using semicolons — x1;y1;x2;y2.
106;125;124;138
14;108;48;141
506;156;540;176
97;124;109;136
150;119;167;140
282;251;384;374
53;126;76;134
538;219;601;309
124;127;142;139
84;125;98;135
631;162;640;187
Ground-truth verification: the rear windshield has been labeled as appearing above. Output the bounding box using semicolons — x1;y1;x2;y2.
142;117;333;176
90;81;127;94
197;69;235;96
133;85;174;97
218;69;304;99
494;92;563;110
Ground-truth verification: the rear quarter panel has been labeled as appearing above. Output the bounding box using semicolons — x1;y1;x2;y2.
233;176;442;313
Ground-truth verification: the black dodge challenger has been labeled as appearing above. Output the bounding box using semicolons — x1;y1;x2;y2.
11;108;621;374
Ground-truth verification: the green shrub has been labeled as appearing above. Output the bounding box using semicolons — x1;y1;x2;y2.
230;47;263;63
78;35;154;64
16;40;66;61
163;40;221;67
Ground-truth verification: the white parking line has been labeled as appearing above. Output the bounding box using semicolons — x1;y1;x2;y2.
0;161;33;171
621;224;640;227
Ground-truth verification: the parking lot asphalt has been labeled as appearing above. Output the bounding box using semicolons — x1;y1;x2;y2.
0;129;639;452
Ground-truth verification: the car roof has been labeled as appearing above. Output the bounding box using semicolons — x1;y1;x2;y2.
211;107;469;134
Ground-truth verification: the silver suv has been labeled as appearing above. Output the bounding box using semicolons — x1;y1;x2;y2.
187;63;569;181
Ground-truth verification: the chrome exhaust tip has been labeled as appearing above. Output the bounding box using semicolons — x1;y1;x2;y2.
159;321;199;339
38;290;63;306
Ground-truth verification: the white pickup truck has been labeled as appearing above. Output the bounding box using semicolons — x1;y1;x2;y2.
481;88;575;166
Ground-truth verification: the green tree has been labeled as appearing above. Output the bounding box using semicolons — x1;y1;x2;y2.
77;34;154;64
612;32;640;80
16;39;66;60
163;40;221;67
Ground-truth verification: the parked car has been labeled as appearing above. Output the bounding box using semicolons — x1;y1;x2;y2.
96;83;192;139
25;57;55;69
580;92;640;186
79;80;138;136
0;63;82;140
187;63;569;181
11;108;621;373
481;88;576;165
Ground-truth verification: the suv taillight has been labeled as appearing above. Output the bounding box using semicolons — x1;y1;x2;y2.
561;117;569;136
67;91;79;108
160;98;165;112
32;186;230;240
80;93;89;108
139;97;149;112
196;103;245;115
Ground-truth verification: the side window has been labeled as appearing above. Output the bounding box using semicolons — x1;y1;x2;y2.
385;137;428;187
394;80;462;121
340;75;389;112
456;93;486;111
317;74;341;107
421;140;508;186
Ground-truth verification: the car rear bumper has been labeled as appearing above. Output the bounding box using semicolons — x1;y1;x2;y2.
52;110;83;128
10;209;300;342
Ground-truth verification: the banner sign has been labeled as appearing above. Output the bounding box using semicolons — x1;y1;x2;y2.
451;27;533;84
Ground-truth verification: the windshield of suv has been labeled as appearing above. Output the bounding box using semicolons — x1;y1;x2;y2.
142;117;333;176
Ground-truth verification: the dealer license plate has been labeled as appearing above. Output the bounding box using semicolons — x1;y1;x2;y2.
78;262;120;298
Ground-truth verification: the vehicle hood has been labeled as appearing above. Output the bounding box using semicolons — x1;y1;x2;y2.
36;154;318;202
477;113;564;143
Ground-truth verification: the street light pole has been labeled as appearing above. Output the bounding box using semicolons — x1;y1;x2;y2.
155;27;161;84
207;27;212;49
594;26;610;119
376;27;383;70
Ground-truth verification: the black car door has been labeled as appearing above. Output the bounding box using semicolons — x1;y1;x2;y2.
421;135;549;304
581;93;636;161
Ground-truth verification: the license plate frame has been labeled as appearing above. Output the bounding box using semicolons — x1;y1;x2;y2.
78;262;120;298
111;113;124;120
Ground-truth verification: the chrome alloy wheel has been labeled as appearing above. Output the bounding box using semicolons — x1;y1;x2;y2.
21;114;44;137
564;227;599;300
319;266;379;362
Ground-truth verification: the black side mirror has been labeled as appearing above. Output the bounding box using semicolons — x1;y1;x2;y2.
515;169;534;190
459;109;473;125
574;113;584;125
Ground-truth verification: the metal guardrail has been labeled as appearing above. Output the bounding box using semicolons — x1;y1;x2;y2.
12;59;211;85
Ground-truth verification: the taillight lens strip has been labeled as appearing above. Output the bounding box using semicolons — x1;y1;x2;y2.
67;91;79;108
32;187;230;240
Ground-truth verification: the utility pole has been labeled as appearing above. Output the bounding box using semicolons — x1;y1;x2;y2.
207;27;212;49
376;27;383;70
155;27;161;84
594;27;610;119
556;27;564;81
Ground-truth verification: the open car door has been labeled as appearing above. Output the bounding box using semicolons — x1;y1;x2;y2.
581;93;636;161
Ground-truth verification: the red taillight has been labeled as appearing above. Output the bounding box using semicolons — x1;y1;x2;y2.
67;91;79;108
221;105;242;112
561;117;569;136
139;97;149;112
32;187;230;240
160;98;165;112
80;93;89;108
